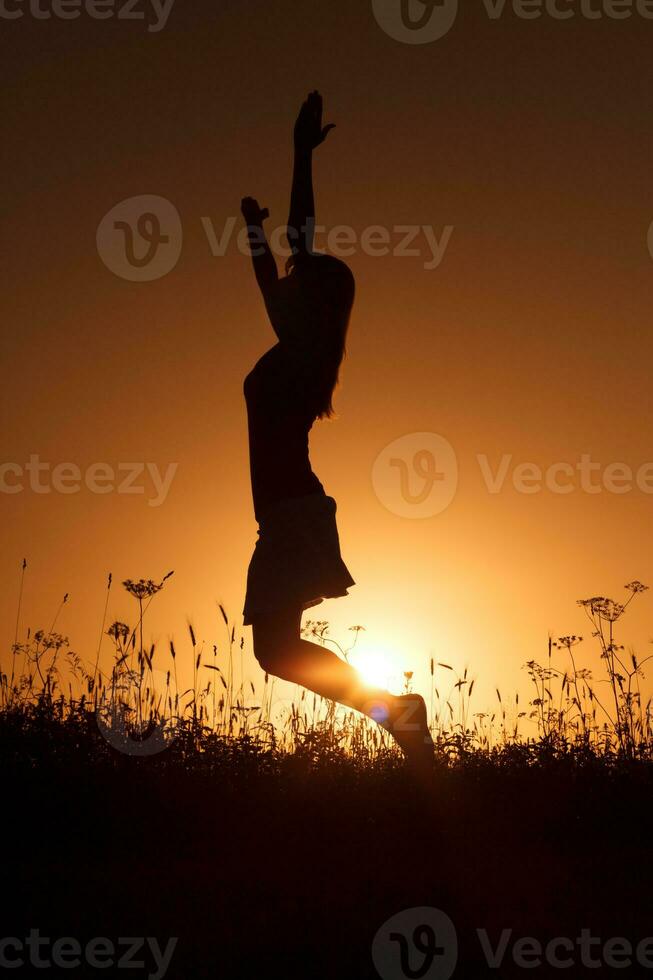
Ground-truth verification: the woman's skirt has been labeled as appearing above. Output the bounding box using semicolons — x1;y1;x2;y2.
242;492;356;626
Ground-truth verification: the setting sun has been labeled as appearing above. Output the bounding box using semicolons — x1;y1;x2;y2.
350;646;406;691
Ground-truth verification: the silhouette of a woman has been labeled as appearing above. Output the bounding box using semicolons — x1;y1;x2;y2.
241;92;433;772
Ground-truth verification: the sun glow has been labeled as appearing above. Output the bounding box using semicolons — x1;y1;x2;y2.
350;647;405;691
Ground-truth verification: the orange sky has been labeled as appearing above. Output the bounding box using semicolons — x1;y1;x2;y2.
3;1;653;722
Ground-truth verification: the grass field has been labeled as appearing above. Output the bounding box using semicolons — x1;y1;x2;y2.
3;571;653;978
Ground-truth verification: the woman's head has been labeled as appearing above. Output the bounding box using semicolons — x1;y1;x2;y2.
284;252;356;419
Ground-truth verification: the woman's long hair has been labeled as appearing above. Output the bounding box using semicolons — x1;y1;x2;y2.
286;252;356;420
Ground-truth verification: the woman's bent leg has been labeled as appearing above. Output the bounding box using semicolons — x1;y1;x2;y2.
251;606;434;771
251;605;381;714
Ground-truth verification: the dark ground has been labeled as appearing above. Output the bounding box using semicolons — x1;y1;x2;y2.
5;720;653;979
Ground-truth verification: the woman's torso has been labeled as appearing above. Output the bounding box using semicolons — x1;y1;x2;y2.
244;342;324;522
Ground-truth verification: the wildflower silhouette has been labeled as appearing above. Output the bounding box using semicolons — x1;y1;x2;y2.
524;581;652;754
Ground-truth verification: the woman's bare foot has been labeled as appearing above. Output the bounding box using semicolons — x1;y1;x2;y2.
390;693;434;765
364;692;434;780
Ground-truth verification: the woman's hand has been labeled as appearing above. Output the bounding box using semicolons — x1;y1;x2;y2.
294;91;335;152
241;197;270;226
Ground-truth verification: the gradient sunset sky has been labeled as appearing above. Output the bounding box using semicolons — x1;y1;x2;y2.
4;0;653;714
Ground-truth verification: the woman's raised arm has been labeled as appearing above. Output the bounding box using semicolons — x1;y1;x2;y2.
287;91;335;259
241;196;278;298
